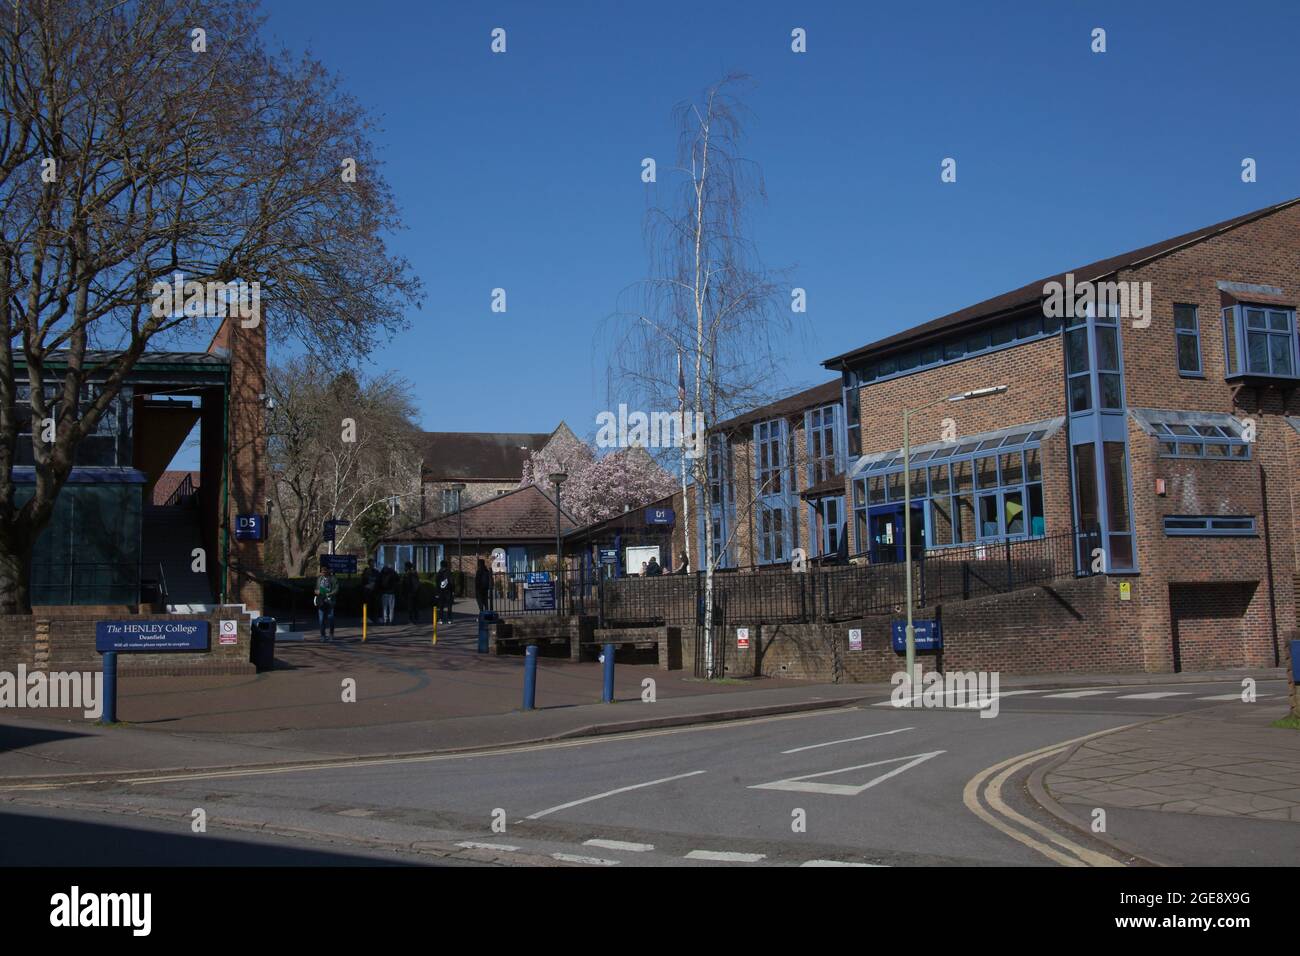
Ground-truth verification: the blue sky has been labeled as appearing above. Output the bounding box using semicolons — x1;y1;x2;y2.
256;0;1300;438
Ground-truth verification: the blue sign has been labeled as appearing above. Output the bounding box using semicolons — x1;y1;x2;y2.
525;572;551;585
524;581;556;611
598;549;618;565
891;619;942;653
96;620;210;653
235;513;265;541
646;508;675;525
320;554;358;574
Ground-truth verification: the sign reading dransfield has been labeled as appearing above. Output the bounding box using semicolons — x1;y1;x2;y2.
95;620;210;653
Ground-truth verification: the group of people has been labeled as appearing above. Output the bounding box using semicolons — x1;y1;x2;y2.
638;554;689;577
314;558;458;641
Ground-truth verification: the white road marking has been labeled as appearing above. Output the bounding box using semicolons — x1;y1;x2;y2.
950;691;1043;709
1042;690;1113;698
750;750;944;796
552;852;620;866
800;859;885;867
1117;691;1191;700
781;727;913;754
525;770;706;820
874;689;1055;708
583;839;655;852
456;841;519;852
685;850;766;863
1197;692;1268;701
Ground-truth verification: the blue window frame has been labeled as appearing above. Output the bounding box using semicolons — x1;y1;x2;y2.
754;418;792;564
805;403;840;485
1174;304;1202;376
1222;304;1299;380
1152;421;1251;460
1163;515;1256;536
850;432;1047;553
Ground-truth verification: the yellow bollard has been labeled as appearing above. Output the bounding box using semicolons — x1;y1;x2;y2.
362;604;367;643
432;613;438;646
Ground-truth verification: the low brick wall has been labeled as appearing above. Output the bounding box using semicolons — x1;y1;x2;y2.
0;609;255;676
592;626;683;670
492;615;595;661
715;574;1152;682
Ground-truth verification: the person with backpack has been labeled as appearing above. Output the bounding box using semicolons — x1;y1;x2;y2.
379;563;399;624
401;561;420;624
315;565;338;641
435;559;454;624
645;556;663;576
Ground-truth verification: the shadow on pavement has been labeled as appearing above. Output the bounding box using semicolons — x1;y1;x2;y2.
0;722;92;754
0;809;430;866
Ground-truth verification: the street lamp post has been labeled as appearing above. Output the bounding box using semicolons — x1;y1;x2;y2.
902;385;1008;689
549;472;567;573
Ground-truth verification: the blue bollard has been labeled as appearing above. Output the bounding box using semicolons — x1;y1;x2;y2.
601;642;616;703
522;644;538;710
477;612;489;654
101;651;117;724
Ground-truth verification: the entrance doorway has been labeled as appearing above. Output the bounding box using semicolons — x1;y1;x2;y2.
867;503;924;563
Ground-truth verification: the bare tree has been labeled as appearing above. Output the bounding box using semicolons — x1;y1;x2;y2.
0;0;422;609
604;74;792;676
267;359;420;577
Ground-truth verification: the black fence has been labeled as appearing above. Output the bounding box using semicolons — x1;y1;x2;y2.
489;530;1097;630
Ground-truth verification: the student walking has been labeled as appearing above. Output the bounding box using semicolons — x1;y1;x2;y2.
474;558;492;614
380;563;399;624
401;561;420;624
315;566;338;641
436;559;454;624
360;559;378;622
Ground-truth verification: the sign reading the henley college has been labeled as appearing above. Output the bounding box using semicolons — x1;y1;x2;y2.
523;581;555;611
96;620;210;653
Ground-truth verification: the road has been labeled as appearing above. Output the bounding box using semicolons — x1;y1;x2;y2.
1;678;1288;867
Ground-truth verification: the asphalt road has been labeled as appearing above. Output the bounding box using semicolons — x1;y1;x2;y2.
1;678;1287;867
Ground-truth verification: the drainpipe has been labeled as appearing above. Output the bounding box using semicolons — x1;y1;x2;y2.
1260;464;1280;667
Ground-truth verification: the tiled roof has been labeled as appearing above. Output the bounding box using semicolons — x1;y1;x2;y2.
712;380;843;433
823;197;1300;369
419;431;553;481
384;483;578;542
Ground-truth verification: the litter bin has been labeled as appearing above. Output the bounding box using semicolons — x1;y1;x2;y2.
251;616;277;672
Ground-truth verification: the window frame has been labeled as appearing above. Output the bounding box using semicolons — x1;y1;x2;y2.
1173;303;1202;377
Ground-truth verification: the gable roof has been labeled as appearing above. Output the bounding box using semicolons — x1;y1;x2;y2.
712;380;842;433
384;483;578;542
823;197;1300;369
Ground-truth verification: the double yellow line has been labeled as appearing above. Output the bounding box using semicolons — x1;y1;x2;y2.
963;725;1140;867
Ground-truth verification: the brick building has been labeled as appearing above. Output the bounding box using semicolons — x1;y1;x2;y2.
415;424;579;520
705;198;1300;673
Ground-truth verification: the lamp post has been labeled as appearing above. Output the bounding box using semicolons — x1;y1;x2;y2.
902;385;1008;689
451;482;466;585
549;472;567;574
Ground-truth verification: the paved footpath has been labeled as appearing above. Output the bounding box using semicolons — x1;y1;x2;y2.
1040;699;1300;865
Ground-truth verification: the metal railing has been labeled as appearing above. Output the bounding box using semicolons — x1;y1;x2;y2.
588;530;1097;629
162;473;196;507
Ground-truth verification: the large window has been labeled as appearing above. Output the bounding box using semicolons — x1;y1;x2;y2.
1152;420;1250;460
806;404;839;484
1174;304;1202;375
1223;304;1298;380
755;419;786;495
758;503;786;563
850;430;1048;553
